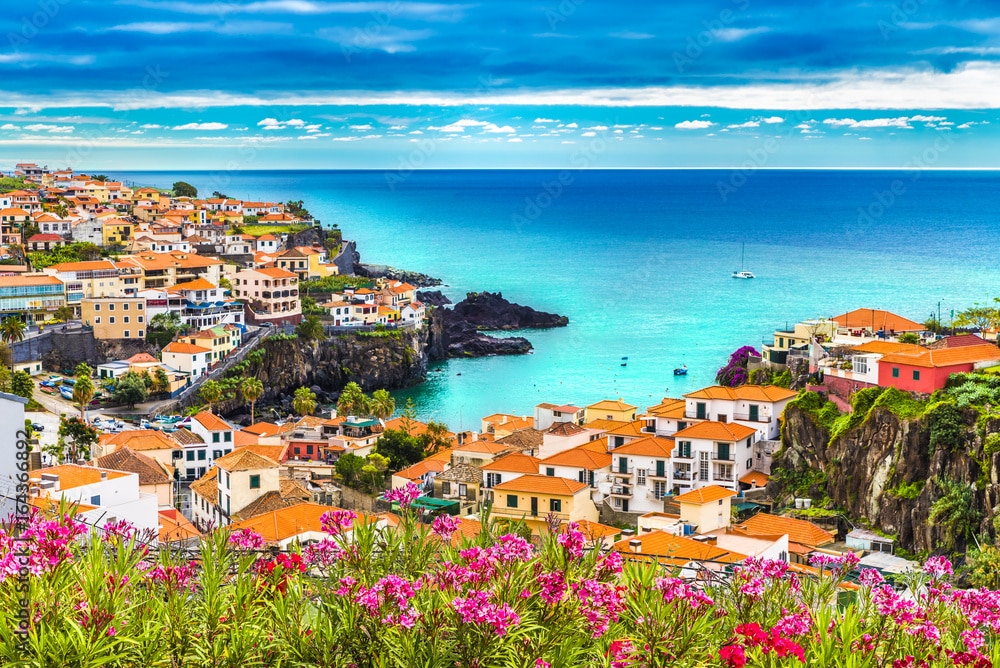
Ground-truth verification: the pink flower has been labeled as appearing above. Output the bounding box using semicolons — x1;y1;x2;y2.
431;514;461;539
320;508;358;535
557;523;585;559
858;568;885;588
382;482;422;508
573;578;626;638
537;570;567;605
596;550;624;577
922;555;953;579
228;528;265;551
719;644;746;668
107;626;116;637
535;660;551;668
452;590;520;636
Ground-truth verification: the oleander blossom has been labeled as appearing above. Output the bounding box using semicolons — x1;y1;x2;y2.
228;528;265;551
382;482;422;508
923;555;954;579
320;508;357;536
557;523;585;559
101;518;137;542
431;514;461;539
452;589;520;636
537;570;567;605
573;578;626;638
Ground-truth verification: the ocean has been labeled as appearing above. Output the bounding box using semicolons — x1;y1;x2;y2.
110;169;1000;430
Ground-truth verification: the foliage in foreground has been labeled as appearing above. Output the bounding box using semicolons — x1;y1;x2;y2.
4;490;1000;667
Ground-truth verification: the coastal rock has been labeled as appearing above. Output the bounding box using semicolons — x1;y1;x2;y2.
770;402;1000;555
353;263;442;287
448;291;569;330
417;290;451;307
429;314;532;359
285;225;327;248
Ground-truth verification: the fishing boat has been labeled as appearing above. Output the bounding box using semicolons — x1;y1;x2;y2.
673;365;688;376
59;385;75;400
732;243;755;279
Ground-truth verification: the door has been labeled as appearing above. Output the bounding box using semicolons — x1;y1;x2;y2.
696;403;706;419
530;497;538;517
749;404;759;421
618;457;628;473
622;499;629;512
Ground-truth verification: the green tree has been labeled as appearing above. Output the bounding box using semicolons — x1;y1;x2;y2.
293;386;317;417
966;543;1000;589
425;421;452;455
929;476;982;552
284;199;311;219
172;181;198;198
91;174;109;182
199;379;222;413
241;376;264;425
337;381;369;418
55;305;75;322
57;416;99;463
954;304;1000;333
360;453;390;492
335;452;366;486
374;428;426;471
10;370;32;400
153;367;170;395
897;332;921;344
212;190;230;199
242;214;259;225
370;388;395;421
924;316;943;335
73;363;95;422
0;316;26;369
113;372;148;409
400;397;418;435
218;276;233;291
296;315;325;341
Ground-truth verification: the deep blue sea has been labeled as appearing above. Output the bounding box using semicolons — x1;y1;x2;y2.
109;169;1000;430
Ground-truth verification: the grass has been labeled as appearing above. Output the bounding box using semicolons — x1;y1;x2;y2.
240;223;311;237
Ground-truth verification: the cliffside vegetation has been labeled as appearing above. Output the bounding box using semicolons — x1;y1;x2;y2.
771;373;1000;568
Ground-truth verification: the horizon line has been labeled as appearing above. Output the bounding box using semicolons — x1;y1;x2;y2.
54;166;1000;173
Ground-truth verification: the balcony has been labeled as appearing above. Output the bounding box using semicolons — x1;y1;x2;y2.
672;470;692;481
733;413;768;423
672;451;694;460
713;452;735;462
713;475;735;482
609;487;632;498
648;470;669;481
646;491;667;501
611;467;634;478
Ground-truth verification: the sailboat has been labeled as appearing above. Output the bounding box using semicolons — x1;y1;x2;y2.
732;242;755;279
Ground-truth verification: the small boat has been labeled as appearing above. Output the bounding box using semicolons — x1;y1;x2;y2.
59;385;75;400
732;242;755;279
673;365;688;376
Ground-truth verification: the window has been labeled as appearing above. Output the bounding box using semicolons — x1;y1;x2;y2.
748;404;759;422
549;499;562;512
213;433;220;443
250;474;260;489
636;469;646;485
699;452;710;481
138;330;144;337
123;316;129;323
138;303;143;310
486;472;501;487
853;357;868;375
506;494;518;508
441;482;451;495
653;481;667;499
213;450;222;459
655;460;665;477
95;317;101;324
93;304;100;311
617;456;628;473
90;495;101;505
913;370;921;381
123;330;130;337
459;483;467;497
123;303;129;310
306;445;313;454
545;467;555;477
186;451;194;461
109;317;115;324
198;450;206;460
108;303;115;311
892;367;900;378
138;316;143;323
696;402;706;419
224;432;232;442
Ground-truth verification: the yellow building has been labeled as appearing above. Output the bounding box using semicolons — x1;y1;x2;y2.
276;246;338;281
491;474;599;524
215;449;281;520
760;319;837;366
81;297;147;339
674;485;737;534
102;218;134;246
119;251;223;290
584;398;638;423
179;325;239;365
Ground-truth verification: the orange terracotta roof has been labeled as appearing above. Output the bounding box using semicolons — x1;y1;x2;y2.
126;353;159;364
683;385;797;402
852;341;925;355
540;446;611;470
547;421;586;436
493;473;588;496
239;444;288;461
162;341;211;354
454;439;509;455
571;519;622;540
255;267;297;279
735;512;835;547
96;447;172;485
243;422;281;436
605;420;646;438
645;398;686;418
587;398;637;412
612;436;675;458
193;411;231;431
158;508;201;543
100;430;179;452
189;467;218;502
393;458;447;480
169;277;217;292
674;421;756;442
832;309;923;332
674;485;737;504
234;430;260;447
739;471;770;487
0;275;63;287
879;343;1000;369
215;448;278;471
229;502;368;543
425;447;454;464
583;418;630;432
29;464;131;490
30;497;97;513
122;251;222;270
611;530;746;563
481;453;542;474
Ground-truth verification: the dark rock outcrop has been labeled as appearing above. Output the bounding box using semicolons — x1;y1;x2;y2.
448;291;569;331
417;290;451;307
769;403;1000;554
286;225;328;248
427;313;532;360
353;263;442;287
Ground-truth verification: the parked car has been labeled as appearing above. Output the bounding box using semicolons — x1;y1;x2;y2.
30;422;44;432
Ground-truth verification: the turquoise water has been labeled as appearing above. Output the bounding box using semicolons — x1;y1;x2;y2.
112;169;1000;429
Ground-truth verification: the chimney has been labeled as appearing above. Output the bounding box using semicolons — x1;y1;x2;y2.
41;473;60;492
457;432;466;446
704;535;718;545
628;539;642;554
100;471;108;481
620;528;635;538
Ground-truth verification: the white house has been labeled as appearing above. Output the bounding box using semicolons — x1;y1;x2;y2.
189;411;235;459
608;436;677;514
255;234;280;253
671;421;757;493
681;386;797;441
538;421;601;459
29;464;158;534
534;402;585;431
400;301;426;326
161;341;211;378
538;444;611;505
480;453;541;495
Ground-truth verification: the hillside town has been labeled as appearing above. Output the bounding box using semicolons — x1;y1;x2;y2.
5;161;1000;587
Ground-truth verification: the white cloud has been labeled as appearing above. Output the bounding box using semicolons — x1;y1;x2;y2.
761;116;784;124
332;136;361;142
727;121;760;129
674;120;715;130
589;125;609;131
140;123;162;129
173;122;228;131
610;31;654;39
909;115;947;122
317;26;432;54
533;118;559;123
349;124;372;130
507;137;522;142
564;122;578;129
285;118;306;127
859;137;872;141
0;124;19;130
409;130;424;135
389;125;406;130
24;123;74;133
297;135;318;140
714;27;769;42
580;131;596;137
108;21;292;35
257;117;306;130
429;118;515;133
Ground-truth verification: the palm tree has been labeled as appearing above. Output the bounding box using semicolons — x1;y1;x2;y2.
199;379;222;414
293;386;317;417
55;305;75;323
0;317;26;370
425;421;452;455
296;315;325;341
369;388;395;421
73;363;95;422
241;377;264;425
337;381;368;417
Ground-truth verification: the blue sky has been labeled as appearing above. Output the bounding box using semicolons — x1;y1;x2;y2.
1;0;999;169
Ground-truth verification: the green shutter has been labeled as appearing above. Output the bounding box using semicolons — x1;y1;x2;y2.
749;405;759;421
717;443;730;460
655;460;665;477
618;457;628;473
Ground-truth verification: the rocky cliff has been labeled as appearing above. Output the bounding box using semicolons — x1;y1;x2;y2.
449;291;569;330
215;327;428;417
770;397;1000;554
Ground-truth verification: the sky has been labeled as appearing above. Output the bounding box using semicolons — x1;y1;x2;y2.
1;0;1000;169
